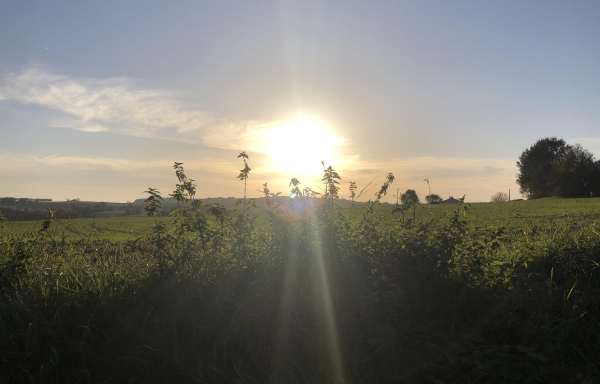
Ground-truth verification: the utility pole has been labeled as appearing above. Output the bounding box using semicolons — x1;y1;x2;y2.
509;189;511;201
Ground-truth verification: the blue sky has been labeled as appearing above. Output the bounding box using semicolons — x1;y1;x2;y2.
1;1;599;202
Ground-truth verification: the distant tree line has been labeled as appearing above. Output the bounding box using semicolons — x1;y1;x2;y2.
0;203;143;221
517;137;600;199
0;197;52;204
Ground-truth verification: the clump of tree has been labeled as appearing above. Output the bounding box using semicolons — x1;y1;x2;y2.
516;137;600;199
490;192;508;202
400;189;420;205
425;194;443;204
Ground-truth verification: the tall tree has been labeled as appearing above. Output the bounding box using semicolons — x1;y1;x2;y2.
516;137;569;199
517;137;600;199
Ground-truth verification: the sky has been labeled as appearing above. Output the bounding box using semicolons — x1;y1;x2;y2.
1;0;600;203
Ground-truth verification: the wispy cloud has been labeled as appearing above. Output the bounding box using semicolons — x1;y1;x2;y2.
0;67;281;150
0;68;209;132
38;152;64;161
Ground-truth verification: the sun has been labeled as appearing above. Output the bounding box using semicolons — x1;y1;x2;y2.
264;118;341;175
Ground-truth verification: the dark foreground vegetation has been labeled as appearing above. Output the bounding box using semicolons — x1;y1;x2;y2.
1;162;599;383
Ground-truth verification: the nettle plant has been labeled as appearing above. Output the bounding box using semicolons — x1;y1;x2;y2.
38;207;57;245
321;161;341;215
140;152;449;275
145;149;422;229
143;188;163;217
169;161;209;235
140;153;264;274
237;151;251;209
143;187;166;239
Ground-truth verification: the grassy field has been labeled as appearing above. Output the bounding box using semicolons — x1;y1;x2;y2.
369;196;600;225
3;196;600;241
1;215;172;241
1;195;599;383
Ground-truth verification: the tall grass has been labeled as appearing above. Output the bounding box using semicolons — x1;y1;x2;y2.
0;161;599;383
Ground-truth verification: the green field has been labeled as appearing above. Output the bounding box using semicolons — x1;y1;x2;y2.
4;197;600;241
372;196;600;224
1;215;172;241
1;196;599;382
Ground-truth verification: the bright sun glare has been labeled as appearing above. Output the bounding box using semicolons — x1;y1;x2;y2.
264;118;340;175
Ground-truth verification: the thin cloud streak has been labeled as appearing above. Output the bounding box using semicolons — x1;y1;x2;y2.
38;152;64;161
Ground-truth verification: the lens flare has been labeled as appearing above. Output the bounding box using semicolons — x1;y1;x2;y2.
264;118;341;175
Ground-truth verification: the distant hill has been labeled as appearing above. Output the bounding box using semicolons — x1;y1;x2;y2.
133;196;393;210
1;195;392;221
0;200;140;221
